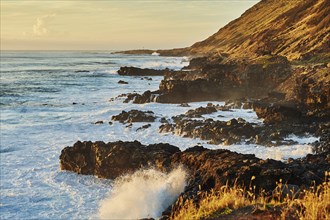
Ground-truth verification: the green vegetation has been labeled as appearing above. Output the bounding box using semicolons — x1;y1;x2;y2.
291;52;330;65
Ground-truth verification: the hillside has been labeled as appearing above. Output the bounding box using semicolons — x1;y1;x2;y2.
121;0;329;61
186;0;330;60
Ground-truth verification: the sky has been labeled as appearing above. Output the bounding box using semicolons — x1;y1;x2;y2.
1;0;259;51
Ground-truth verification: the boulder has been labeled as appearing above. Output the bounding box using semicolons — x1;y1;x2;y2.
111;110;156;123
60;141;180;179
118;80;128;84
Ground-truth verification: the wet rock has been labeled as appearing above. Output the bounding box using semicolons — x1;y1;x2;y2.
136;124;151;131
117;66;170;76
159;118;261;146
124;90;160;104
159;123;174;133
60;141;180;179
185;106;217;118
118;80;128;84
111;110;156;123
126;123;133;128
253;101;302;123
128;55;292;104
94;121;104;124
160;117;169;123
178;103;191;107
60;141;329;218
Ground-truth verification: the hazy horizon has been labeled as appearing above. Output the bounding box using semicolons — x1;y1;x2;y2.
1;0;259;51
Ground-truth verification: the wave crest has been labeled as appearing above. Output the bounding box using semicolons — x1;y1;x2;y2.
99;166;187;219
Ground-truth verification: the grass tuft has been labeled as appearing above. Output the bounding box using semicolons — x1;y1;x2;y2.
170;173;330;220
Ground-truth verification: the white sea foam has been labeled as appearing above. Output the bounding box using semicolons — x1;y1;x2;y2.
285;134;319;144
0;51;319;219
207;144;313;161
99;167;187;219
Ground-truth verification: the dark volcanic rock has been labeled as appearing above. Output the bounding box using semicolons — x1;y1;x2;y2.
124;91;160;104
159;106;322;147
178;103;191;107
60;141;180;179
111;110;156;123
124;55;292;104
253;101;302;124
136;124;151;131
94;120;104;125
185;106;217;118
117;66;170;76
159;118;260;146
60;141;329;187
118;80;128;84
60;141;329;218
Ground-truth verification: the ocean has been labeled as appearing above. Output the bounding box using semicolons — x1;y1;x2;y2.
0;51;317;219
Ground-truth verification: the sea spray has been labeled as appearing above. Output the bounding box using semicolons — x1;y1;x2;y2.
98;166;187;219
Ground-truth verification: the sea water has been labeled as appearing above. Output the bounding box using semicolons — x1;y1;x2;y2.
0;51;316;219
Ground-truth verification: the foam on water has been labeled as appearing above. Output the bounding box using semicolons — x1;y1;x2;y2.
0;51;318;219
98;167;187;219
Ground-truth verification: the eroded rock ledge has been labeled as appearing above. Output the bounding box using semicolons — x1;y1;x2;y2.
60;140;329;218
117;66;171;76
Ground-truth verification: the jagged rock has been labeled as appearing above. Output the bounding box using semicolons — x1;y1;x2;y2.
185;106;217;118
124;91;160;103
124;55;292;104
136;124;151;131
111;110;156;123
118;80;128;84
60;141;330;218
60;141;180;179
178;103;191;107
117;66;170;76
253;101;302;124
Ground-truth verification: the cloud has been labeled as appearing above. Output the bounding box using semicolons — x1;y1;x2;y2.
32;14;56;37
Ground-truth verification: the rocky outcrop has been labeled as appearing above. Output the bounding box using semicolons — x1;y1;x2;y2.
184;106;217;118
124;90;160;104
123;55;292;104
111;110;156;123
60;141;180;179
60;141;330;218
253;101;302;124
117;66;170;76
118;80;128;84
279;64;330;117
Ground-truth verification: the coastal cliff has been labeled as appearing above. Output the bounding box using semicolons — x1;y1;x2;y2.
120;0;330;61
119;0;329;118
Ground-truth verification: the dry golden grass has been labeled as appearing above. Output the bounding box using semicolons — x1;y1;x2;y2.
171;173;330;220
282;175;330;220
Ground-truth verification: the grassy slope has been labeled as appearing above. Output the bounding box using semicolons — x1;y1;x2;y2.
187;0;330;60
171;175;330;220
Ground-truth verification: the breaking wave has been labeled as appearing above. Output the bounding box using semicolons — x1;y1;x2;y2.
98;166;187;219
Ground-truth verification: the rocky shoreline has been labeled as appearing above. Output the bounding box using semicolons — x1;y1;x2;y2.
60;53;329;219
59;0;329;218
60;140;329;219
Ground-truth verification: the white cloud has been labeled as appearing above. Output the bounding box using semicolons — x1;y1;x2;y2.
32;14;56;37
